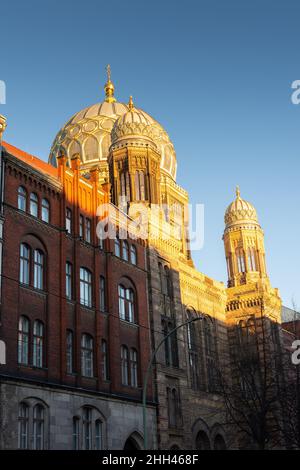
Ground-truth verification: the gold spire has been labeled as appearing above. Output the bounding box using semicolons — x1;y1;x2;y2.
104;64;116;103
236;185;241;198
128;95;134;111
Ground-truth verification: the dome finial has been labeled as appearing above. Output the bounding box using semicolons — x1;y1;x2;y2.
236;185;241;199
104;64;116;103
128;95;134;111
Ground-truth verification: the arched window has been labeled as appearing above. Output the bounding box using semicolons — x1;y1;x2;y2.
214;434;226;450
33;249;44;290
115;236;121;257
30;193;38;217
41;198;50;223
18;316;29;365
130;245;137;265
83;407;92;450
248;247;257;271
195;430;211;450
130;348;138;387
121;345;129;385
236;248;245;273
33;404;45;450
20;243;30;285
135;170;146;201
81;334;93;377
118;285;135;323
122;241;129;261
66;330;74;374
99;276;106;312
101;339;109;381
66;262;72;300
18;402;29;449
33;320;44;368
18;186;27;211
80;268;92;307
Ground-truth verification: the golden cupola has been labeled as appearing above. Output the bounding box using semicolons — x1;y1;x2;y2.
225;186;258;228
110;96;157;148
223;187;267;288
48;66;177;181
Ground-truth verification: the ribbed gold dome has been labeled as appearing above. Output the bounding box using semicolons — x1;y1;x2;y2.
111;96;156;147
48;69;177;180
225;187;258;227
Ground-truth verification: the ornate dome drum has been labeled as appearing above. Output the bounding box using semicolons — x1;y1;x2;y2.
48;69;177;180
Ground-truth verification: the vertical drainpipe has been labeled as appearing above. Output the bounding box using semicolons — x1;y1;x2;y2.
0;115;7;310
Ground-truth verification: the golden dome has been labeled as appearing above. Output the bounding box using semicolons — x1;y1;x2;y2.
225;187;258;227
48;68;177;180
111;96;157;147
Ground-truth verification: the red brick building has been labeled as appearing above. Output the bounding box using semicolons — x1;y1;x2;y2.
0;139;156;450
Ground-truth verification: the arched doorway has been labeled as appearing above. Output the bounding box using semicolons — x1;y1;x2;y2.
123;432;143;450
195;430;211;450
213;434;226;450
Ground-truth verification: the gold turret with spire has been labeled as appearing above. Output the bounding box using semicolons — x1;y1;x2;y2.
104;64;116;103
223;186;281;324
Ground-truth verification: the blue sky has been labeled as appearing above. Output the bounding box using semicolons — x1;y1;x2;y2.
1;0;299;308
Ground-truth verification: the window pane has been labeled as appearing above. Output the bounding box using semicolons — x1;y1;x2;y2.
18;187;27;211
18;403;29;449
33;250;44;290
66;262;72;299
95;420;102;450
41;199;49;223
30;193;38;217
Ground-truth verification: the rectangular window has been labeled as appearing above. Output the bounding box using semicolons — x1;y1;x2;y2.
66;262;72;300
66;330;73;374
33;321;44;368
99;276;106;312
72;417;80;450
80;268;92;307
102;339;109;381
85;218;91;243
83;408;92;450
79;215;84;238
18;403;29;449
20;244;30;285
81;334;93;377
95;420;102;450
121;346;129;386
66;208;72;234
33;250;44;290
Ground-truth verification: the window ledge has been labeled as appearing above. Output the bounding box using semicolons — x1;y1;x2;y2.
119;319;139;328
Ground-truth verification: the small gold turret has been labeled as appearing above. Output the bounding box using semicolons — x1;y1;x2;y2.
0;114;7;144
104;64;116;103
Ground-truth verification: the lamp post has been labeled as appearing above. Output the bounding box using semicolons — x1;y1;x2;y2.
142;315;204;450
